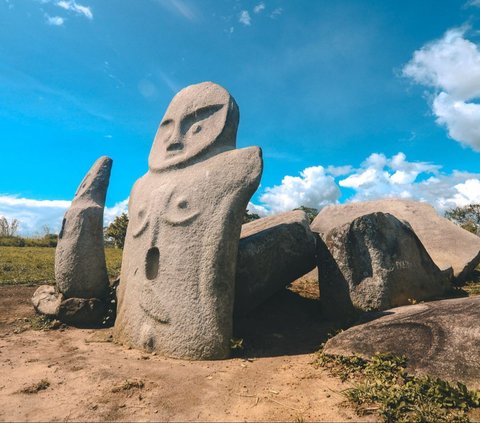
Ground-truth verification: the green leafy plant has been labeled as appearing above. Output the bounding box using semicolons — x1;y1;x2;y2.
315;351;480;422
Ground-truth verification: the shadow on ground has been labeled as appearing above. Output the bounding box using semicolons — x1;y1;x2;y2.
233;289;340;358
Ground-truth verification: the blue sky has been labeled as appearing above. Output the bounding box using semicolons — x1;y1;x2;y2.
2;0;480;234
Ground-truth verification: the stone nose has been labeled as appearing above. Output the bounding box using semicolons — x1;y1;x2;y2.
165;123;184;152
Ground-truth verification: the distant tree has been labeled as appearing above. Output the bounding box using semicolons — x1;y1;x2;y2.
243;209;261;224
105;213;129;248
445;204;480;235
0;216;19;237
293;206;319;223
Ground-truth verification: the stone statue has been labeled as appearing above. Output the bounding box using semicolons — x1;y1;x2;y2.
55;156;112;299
114;82;263;360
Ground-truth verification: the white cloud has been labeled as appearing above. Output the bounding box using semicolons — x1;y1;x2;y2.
0;195;70;235
0;195;128;236
239;10;251;26
104;199;129;225
254;2;265;14
56;0;93;20
432;92;480;151
250;152;480;217
270;7;283;18
403;27;480;150
45;14;64;26
259;166;341;213
338;152;480;213
246;201;268;217
451;179;480;206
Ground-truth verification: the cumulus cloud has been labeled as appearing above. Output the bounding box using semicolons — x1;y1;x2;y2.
104;199;129;225
403;27;480;150
239;10;251;26
259;166;341;214
338;152;480;213
45;14;64;26
251;152;480;217
246;201;269;217
0;195;128;236
56;0;93;20
0;195;70;235
253;2;265;14
270;7;283;18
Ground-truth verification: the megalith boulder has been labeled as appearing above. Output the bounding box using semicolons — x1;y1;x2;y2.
235;210;317;315
113;82;263;360
311;199;480;283
55;156;112;299
323;296;480;389
319;212;451;315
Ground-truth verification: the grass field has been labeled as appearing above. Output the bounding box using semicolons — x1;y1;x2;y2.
0;246;123;285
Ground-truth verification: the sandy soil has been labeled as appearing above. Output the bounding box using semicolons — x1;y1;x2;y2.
0;283;375;422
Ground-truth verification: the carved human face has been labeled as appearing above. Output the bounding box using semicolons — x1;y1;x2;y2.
148;82;238;171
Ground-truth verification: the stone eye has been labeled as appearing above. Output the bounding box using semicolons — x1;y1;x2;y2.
192;124;202;134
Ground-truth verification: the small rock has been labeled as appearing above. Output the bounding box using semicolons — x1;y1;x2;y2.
31;285;63;317
58;297;107;326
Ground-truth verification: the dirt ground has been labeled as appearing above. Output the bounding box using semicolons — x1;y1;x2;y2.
0;282;375;422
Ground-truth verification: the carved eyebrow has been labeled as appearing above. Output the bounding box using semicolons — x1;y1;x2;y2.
181;104;225;133
160;118;173;127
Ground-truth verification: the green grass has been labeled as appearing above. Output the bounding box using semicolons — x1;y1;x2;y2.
0;246;123;285
316;351;480;422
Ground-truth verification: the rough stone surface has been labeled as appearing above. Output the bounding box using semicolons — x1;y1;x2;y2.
57;297;107;326
323;296;480;389
235;210;317;315
114;82;263;360
319;212;451;315
55;156;112;299
31;285;63;317
311;198;480;282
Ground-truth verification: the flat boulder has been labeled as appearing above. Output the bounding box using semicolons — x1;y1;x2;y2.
318;212;451;315
235;210;317;315
31;285;63;317
323;296;480;389
311;198;480;283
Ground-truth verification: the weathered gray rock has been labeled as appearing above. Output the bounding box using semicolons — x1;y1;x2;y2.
55;156;112;299
323;296;480;389
31;285;63;317
311;199;480;282
235;210;317;315
58;297;107;326
319;212;451;315
114;82;263;360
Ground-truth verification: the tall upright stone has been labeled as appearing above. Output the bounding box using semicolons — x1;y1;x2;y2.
55;156;112;299
114;82;263;360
